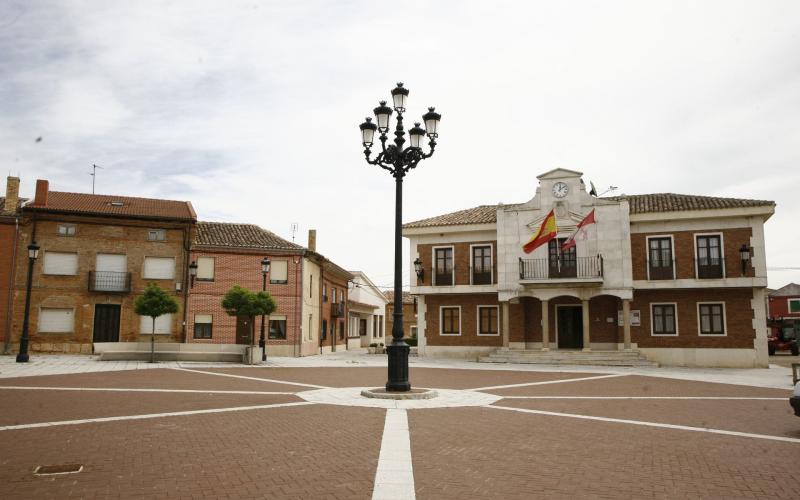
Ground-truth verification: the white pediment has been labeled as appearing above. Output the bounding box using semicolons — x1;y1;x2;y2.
536;168;584;180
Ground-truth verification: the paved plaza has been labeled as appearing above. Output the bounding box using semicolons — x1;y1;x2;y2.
0;354;798;499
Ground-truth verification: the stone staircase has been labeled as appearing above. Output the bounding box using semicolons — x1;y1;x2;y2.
479;348;657;367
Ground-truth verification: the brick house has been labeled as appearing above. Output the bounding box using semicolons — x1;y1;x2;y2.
385;291;417;340
348;271;388;348
318;256;352;354
404;168;774;367
8;179;196;354
767;283;800;343
1;177;23;353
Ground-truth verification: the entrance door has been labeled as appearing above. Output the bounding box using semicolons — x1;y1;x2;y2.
557;306;583;349
236;316;252;345
93;304;121;343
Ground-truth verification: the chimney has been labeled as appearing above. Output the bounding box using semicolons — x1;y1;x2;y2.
34;179;49;206
4;176;19;213
308;229;317;252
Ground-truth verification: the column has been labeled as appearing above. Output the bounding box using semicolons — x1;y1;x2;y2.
622;299;632;351
501;302;510;348
582;299;591;352
541;299;550;351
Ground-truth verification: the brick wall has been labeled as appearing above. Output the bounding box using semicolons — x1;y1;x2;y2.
187;250;304;352
768;294;800;319
0;221;17;345
386;301;415;338
631;228;755;280
424;293;502;347
320;273;349;350
416;241;497;286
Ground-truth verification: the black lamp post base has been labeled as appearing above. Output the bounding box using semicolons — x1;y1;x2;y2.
385;342;411;392
16;352;29;363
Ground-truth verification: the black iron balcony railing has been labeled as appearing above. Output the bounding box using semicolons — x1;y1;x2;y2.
332;302;345;317
434;269;454;286
519;255;604;280
471;269;492;285
88;271;131;293
648;263;675;280
696;257;725;279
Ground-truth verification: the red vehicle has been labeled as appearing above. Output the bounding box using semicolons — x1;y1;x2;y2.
768;322;798;356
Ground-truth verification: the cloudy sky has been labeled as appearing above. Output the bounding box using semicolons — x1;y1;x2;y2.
1;0;798;289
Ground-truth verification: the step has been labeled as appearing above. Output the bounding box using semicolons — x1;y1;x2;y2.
99;351;244;362
478;348;658;367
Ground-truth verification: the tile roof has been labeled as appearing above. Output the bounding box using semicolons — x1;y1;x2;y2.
26;191;196;220
770;283;800;297
403;193;775;228
608;193;775;215
385;290;415;304
195;221;304;251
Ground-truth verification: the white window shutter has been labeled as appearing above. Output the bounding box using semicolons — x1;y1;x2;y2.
194;314;212;324
140;313;173;334
96;254;127;272
39;308;74;332
271;260;288;282
43;252;78;275
197;257;214;280
143;257;175;279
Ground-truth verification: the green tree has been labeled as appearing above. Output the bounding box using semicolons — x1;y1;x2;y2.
221;285;277;346
134;283;179;363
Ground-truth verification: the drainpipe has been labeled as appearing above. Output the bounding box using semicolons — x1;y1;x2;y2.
294;254;302;357
2;215;20;354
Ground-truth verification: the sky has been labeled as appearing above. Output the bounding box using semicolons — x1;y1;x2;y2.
1;0;798;289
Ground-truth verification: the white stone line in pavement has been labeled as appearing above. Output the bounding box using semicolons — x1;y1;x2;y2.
299;387;501;409
0;386;296;395
499;396;787;400
471;373;628;392
170;367;329;389
489;405;800;444
372;408;415;500
0;401;315;432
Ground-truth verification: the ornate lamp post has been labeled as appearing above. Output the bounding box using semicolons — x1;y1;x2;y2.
359;82;441;392
17;241;40;363
259;257;270;362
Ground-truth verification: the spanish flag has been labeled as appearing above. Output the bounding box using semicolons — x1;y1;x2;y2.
523;209;558;254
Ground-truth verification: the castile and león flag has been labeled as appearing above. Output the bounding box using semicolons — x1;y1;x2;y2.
562;208;597;250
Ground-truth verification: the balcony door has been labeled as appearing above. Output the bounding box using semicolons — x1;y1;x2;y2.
95;254;127;292
696;235;723;279
434;247;453;286
548;239;576;278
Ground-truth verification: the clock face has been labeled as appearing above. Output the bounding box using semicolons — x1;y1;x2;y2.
552;182;569;198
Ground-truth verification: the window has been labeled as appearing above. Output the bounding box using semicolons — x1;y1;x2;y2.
269;315;287;339
651;304;677;336
339;320;345;340
57;224;76;236
143;257;175;279
43;252;78;275
140;314;173;335
322;283;327;302
434;247;454;286
38;308;74;333
440;306;461;335
548;239;577;278
696;234;723;279
698;303;725;336
194;314;212;339
647;237;674;280
196;257;214;281
788;299;800;314
472;245;492;285
147;229;166;241
332;287;337;303
94;254;128;292
270;260;288;284
410;325;418;338
321;319;327;341
477;306;499;336
307;314;313;340
379;315;384;337
310;275;313;298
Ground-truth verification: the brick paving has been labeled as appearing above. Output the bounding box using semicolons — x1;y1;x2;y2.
0;364;798;498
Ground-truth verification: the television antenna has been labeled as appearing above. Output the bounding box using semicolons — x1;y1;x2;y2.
89;164;104;194
290;223;299;242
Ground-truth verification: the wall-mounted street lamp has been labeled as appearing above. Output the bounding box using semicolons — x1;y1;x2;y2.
259;257;270;362
413;257;424;281
188;260;198;287
17;241;40;363
739;244;751;275
359;82;441;392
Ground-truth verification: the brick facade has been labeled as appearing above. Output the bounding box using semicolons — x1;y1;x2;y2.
320;273;349;351
416;241;497;286
386;300;416;339
0;219;18;348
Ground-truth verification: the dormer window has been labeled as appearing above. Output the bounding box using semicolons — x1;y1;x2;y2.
110;201;124;207
147;229;166;241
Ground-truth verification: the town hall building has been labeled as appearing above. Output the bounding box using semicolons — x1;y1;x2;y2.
404;168;774;367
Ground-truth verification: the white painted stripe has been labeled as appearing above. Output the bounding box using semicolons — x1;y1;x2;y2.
0;386;296;395
471;373;628;391
0;401;314;432
170;367;329;389
489;405;800;444
372;408;415;500
500;396;786;400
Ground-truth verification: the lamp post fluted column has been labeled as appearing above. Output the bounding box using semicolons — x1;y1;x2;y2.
359;83;441;392
17;241;40;363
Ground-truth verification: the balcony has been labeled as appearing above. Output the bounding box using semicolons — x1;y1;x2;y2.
89;271;131;293
696;257;725;279
471;269;493;285
519;255;604;284
332;302;345;317
434;271;453;286
648;263;675;280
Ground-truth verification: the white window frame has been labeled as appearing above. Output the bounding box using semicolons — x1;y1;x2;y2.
469;244;494;285
270;260;289;284
476;305;500;336
147;229;166;241
143;256;176;280
193;314;213;339
439;305;462;336
787;298;800;315
38;307;75;333
42;251;79;276
693;232;726;279
432;245;455;286
645;235;675;280
697;302;727;337
410;325;418;337
57;224;76;236
650;302;679;336
196;256;215;281
140;313;173;335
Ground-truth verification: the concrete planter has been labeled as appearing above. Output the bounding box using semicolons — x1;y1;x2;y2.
244;346;262;365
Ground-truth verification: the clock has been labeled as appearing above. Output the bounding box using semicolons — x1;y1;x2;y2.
552;182;569;198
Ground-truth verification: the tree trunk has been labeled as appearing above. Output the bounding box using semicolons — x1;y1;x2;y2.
150;317;156;363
